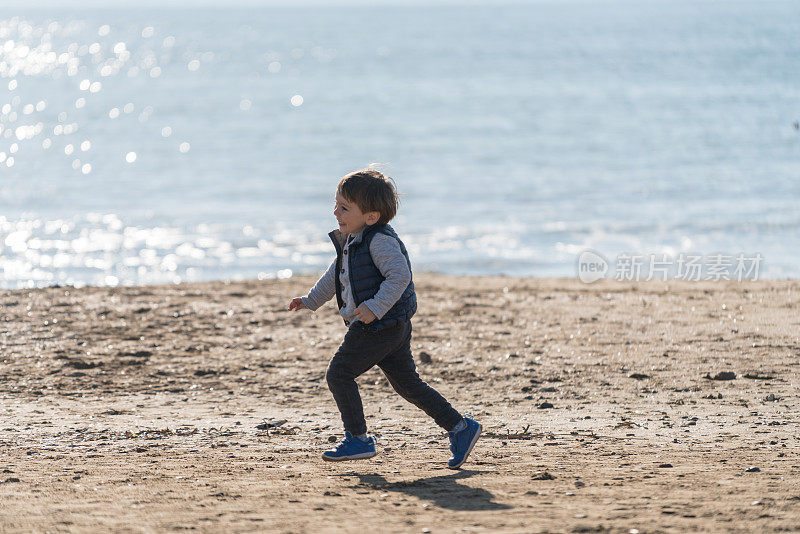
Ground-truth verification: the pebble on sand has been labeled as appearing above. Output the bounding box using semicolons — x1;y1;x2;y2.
704;371;736;381
256;419;287;430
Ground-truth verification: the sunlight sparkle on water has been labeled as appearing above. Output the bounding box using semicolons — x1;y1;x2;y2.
125;151;136;163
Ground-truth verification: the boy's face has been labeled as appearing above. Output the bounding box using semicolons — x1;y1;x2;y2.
334;193;379;235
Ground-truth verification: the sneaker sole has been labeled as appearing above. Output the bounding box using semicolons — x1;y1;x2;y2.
448;423;482;470
321;450;377;462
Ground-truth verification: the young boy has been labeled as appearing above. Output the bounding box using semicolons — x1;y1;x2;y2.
288;168;481;469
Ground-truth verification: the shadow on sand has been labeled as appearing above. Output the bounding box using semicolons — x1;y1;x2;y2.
345;470;512;511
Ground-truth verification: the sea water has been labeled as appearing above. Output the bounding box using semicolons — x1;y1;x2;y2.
1;1;798;287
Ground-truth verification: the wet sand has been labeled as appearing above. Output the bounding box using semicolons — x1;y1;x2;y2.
1;275;798;533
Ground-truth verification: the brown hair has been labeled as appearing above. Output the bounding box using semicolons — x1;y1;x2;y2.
337;168;399;225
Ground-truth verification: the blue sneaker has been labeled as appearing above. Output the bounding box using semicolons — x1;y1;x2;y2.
322;431;377;462
448;415;481;469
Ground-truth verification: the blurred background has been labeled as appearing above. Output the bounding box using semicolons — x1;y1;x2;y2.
1;0;798;288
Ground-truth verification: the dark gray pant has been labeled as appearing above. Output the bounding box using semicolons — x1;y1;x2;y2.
325;321;462;436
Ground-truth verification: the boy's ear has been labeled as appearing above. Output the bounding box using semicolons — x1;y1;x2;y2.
366;211;381;225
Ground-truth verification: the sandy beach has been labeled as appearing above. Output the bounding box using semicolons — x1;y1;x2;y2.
1;274;798;533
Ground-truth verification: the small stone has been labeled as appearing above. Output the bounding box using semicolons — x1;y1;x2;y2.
574;480;585;487
765;393;776;402
537;402;554;409
418;352;432;364
327;435;338;443
743;372;774;380
628;373;649;380
256;419;287;430
745;466;760;473
658;463;673;468
4;477;20;483
704;371;736;381
532;471;555;480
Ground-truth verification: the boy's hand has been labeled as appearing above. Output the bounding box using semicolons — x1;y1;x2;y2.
288;297;307;311
354;303;376;324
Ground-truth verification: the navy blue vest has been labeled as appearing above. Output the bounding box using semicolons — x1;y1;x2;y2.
328;224;417;332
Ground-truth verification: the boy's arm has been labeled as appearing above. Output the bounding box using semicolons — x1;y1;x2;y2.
361;234;412;320
301;258;337;311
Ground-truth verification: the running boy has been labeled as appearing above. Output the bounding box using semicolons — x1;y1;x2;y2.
288;168;481;469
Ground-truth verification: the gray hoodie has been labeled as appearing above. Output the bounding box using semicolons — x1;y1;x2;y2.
301;228;412;325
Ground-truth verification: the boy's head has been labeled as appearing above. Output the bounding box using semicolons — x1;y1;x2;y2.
334;169;399;234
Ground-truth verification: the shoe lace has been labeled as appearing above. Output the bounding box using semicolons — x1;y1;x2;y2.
335;435;354;451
